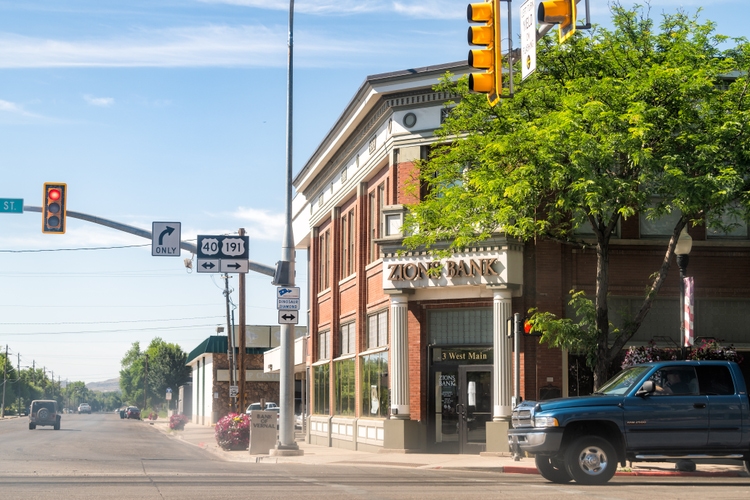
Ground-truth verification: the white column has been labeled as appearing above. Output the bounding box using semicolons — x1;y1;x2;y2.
492;289;513;421
390;293;410;419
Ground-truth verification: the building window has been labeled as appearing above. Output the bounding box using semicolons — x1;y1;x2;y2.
318;330;330;361
318;229;330;291
368;182;386;263
367;310;388;349
340;209;356;278
334;358;356;416
313;364;330;415
706;208;748;239
361;351;389;418
340;322;356;356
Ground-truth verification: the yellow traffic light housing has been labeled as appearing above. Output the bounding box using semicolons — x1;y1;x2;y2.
467;0;501;106
42;182;67;234
538;0;576;43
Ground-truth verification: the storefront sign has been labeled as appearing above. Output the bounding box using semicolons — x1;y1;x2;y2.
434;347;493;364
382;249;522;291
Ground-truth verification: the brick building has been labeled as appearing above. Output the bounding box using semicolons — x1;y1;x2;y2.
187;326;301;425
291;61;750;454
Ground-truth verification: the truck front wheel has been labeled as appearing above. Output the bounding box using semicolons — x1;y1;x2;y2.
564;436;617;485
535;455;572;483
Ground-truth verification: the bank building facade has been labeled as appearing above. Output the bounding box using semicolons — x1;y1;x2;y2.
290;61;750;453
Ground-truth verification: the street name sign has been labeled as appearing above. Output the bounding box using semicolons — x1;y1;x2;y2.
196;234;250;273
0;198;23;213
278;310;299;324
152;222;182;257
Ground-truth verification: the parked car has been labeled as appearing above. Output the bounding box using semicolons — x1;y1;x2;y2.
125;406;141;419
245;402;279;413
78;403;91;414
29;400;60;430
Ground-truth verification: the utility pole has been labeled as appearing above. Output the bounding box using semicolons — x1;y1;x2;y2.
238;228;247;413
222;273;235;412
1;345;7;418
17;354;21;416
143;354;148;411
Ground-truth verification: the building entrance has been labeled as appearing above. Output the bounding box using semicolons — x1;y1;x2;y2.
429;347;493;454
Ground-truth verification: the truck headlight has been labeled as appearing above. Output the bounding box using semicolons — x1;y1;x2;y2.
533;416;559;428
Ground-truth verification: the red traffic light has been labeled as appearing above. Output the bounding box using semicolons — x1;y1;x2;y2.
42;182;67;234
524;319;533;334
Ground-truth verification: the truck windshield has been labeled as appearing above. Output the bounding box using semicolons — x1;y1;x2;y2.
595;366;651;395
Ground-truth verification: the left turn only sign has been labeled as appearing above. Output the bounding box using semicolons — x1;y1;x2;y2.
152;222;182;257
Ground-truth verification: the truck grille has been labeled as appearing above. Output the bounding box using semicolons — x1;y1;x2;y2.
512;408;533;428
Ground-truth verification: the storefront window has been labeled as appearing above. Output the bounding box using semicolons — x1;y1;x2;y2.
360;351;389;418
334;358;356;416
313;364;330;415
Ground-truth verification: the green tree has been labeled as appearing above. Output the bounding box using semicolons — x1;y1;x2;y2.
145;339;190;405
120;338;190;410
120;342;146;407
405;5;750;388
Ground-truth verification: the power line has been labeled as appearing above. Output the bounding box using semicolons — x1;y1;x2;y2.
1;323;221;336
0;315;224;326
0;238;199;254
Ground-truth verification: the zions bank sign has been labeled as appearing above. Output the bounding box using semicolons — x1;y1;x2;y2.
382;249;522;290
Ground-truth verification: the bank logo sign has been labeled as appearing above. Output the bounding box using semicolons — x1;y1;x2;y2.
382;250;521;290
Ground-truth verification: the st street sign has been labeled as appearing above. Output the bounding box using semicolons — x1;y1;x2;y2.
0;198;23;213
152;222;181;257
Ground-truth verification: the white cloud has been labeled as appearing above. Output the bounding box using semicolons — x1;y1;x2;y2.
0;22;408;69
198;0;391;15
230;207;285;241
0;25;287;68
84;95;115;107
0;99;41;118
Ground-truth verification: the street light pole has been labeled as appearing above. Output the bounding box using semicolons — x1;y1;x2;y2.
675;227;693;359
272;0;302;456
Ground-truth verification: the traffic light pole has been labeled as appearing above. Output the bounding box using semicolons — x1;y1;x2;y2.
271;0;302;456
21;206;276;277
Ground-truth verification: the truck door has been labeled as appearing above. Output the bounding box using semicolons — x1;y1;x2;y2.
623;366;709;451
697;365;745;447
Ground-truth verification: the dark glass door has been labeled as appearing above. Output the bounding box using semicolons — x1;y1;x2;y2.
458;366;493;454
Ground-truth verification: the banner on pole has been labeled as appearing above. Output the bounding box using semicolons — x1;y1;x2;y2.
683;276;694;347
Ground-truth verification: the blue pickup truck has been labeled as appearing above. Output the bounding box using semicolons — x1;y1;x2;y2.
508;360;750;484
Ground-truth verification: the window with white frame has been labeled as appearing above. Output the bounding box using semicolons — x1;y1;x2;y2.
339;322;356;356
367;310;388;349
318;330;330;361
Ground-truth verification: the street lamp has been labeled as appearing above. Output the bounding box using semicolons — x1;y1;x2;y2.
675;227;693;358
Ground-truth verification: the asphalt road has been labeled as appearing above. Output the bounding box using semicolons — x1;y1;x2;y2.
2;413;750;499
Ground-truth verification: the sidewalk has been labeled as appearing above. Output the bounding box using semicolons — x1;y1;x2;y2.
146;419;748;478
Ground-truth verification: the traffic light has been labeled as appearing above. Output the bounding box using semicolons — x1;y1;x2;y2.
467;0;501;106
42;183;67;234
538;0;576;43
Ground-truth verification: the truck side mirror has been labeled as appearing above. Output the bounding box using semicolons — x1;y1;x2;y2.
636;380;655;397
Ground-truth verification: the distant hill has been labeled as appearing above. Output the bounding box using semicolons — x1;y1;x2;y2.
86;378;121;393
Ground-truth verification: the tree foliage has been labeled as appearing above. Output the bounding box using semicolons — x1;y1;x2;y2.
404;4;750;388
119;338;190;410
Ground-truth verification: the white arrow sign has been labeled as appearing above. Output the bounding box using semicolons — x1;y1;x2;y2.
152;222;181;257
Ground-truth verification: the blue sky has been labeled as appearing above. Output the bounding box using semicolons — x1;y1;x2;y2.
0;0;746;385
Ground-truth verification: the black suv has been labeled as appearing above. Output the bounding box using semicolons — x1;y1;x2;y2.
29;400;61;430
